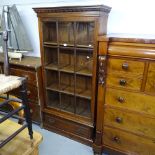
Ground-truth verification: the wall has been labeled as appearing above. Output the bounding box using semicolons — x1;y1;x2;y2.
0;0;155;57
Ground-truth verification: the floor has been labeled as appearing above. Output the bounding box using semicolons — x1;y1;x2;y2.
33;123;95;155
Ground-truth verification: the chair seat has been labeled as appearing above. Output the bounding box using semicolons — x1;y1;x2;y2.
0;74;22;95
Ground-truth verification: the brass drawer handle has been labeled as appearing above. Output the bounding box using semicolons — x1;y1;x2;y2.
24;75;29;79
27;90;31;95
30;109;33;113
115;117;123;123
119;79;126;86
112;136;120;143
117;97;124;103
122;63;129;70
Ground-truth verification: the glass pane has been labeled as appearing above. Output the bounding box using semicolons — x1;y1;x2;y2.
76;75;92;100
43;22;57;44
45;70;59;91
58;22;74;46
46;90;60;109
76;49;93;76
76;22;94;48
44;47;58;70
61;93;74;113
60;72;74;95
76;97;91;118
59;48;74;73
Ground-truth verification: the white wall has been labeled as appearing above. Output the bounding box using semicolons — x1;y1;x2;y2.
0;0;155;57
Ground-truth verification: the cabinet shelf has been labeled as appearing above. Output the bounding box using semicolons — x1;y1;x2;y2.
45;63;59;71
46;83;91;99
44;42;58;46
76;69;92;76
59;65;74;73
45;63;92;76
43;41;94;49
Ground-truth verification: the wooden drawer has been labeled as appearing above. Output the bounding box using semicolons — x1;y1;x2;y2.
107;58;144;76
103;126;155;155
104;108;155;138
11;84;38;103
44;114;92;140
27;85;38;102
145;62;155;94
105;88;155;116
106;74;142;91
10;68;37;85
30;103;41;124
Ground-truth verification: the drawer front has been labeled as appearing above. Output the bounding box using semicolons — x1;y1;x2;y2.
11;85;38;103
44;114;92;140
10;68;36;85
106;75;142;91
103;126;155;155
104;108;155;138
145;63;155;94
30;103;41;123
107;58;144;76
27;85;38;102
105;88;155;116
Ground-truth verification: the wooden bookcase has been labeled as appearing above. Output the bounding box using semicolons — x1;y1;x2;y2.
34;5;111;145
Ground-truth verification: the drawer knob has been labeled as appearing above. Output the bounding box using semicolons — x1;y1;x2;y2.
119;79;126;86
27;90;31;95
115;117;123;123
117;97;124;103
113;136;120;143
122;63;129;70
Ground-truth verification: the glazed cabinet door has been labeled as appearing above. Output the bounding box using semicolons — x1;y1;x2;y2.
41;19;96;123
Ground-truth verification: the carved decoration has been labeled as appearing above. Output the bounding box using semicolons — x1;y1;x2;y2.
98;55;106;86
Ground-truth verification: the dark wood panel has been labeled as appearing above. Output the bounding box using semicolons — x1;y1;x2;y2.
105;88;155;116
104;108;155;139
43;113;93;143
103;126;155;155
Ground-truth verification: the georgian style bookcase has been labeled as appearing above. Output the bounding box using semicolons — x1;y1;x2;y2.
34;5;111;145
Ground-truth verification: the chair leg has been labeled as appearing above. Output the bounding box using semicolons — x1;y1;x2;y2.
20;78;33;139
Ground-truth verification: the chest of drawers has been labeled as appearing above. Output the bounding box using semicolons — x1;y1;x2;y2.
0;54;43;124
93;35;155;155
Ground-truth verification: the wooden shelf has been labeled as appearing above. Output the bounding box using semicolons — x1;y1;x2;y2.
76;105;91;118
45;63;59;70
60;65;74;73
76;44;94;49
43;41;94;49
46;83;59;92
47;99;60;109
44;41;58;46
59;43;75;47
46;83;74;96
46;83;91;99
76;89;91;100
45;64;92;76
76;68;92;76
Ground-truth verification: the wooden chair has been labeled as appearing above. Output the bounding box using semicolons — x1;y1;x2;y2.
0;30;33;148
